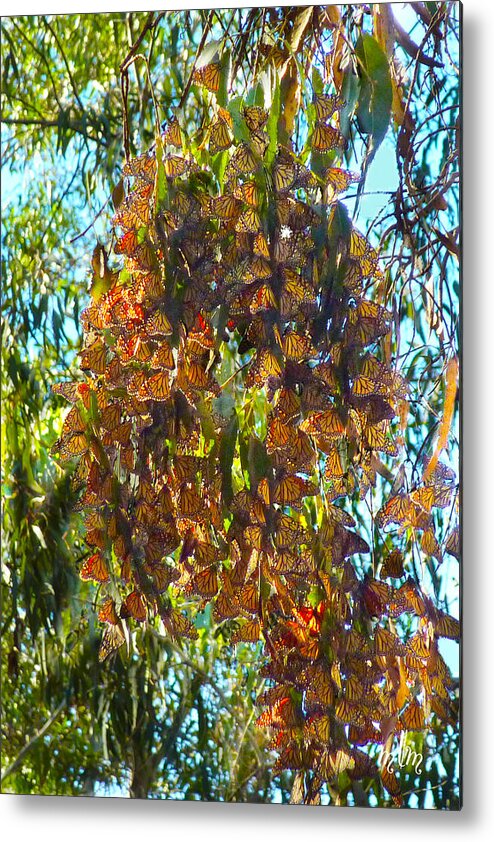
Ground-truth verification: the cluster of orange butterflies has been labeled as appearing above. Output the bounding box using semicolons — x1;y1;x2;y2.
52;52;459;804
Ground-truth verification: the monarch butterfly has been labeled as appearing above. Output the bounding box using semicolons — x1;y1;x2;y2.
363;578;392;620
54;431;89;463
274;474;317;508
272;549;306;576
122;590;147;622
98;598;119;625
323;166;360;201
380;762;403;804
246;347;283;386
243;106;268;133
312;122;344;152
410;486;435;514
400;699;425;731
238;579;260;614
302;662;334;706
421;528;442;560
179;360;219;395
407;632;430;659
141;370;171;402
229;142;259;176
232;618;261;644
364;421;397;456
253;231;270;257
300;409;345;438
351;374;383;397
273;231;313;266
390;578;426;618
248;283;277;315
244;255;271;282
214;588;240;621
306;713;331;744
249;129;269;158
61;406;86;438
171;455;203;486
113;191;153;235
98;623;126;662
80;552;110;584
276;196;316;230
192;61;221;93
324;447;346;480
110;420;132;447
274;512;306;549
349;228;371;258
282;331;317;362
161;607;198;640
52;380;92;406
187;311;215;347
257;696;300;730
122;152;156;184
376;493;411;528
209;117;233;155
233;180;260;208
280;274;316;316
150;340;175;370
272;741;307;774
273;387;301;423
235;207;261;233
381;549;405;579
128;369;148;398
145;309;173;336
155;209;180;239
164;154;191;179
334;698;366;727
195;540;224;567
434;611;460;640
266;417;294;453
116;332;154;365
114;229;140;256
129;245;159;276
186;565;219;599
445;526;459;559
144;526;180;563
210;193;241;220
79;338;108;375
161;116;182;148
313;92;345;121
342;260;364;295
317;748;355;781
272;150;300;192
178;483;205;520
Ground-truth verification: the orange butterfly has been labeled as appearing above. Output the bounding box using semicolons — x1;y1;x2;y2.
80;552;110;584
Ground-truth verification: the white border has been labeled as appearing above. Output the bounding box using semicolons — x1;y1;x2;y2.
2;0;492;838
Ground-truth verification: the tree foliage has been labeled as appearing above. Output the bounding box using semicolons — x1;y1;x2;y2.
1;4;460;807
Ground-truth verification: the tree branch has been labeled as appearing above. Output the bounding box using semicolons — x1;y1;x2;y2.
1;698;66;787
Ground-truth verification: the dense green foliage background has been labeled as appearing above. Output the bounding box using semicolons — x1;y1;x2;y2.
1;4;460;804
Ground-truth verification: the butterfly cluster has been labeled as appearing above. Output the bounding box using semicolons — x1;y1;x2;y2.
52;56;459;803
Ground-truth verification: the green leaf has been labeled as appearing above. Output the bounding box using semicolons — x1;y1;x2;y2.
228;97;250;144
245;82;264;107
218;412;238;506
217;50;231;109
311;66;324;96
355;34;392;155
31;523;47;549
265;79;280;167
247;434;270;490
155;132;167;206
340;67;360;143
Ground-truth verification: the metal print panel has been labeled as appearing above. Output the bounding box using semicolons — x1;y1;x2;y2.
1;2;461;808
